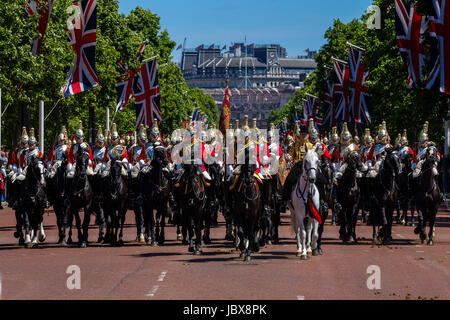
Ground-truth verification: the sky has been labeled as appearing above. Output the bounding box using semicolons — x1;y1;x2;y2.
118;0;374;62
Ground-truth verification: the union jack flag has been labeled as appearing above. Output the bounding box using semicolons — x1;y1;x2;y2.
116;41;147;111
332;59;350;122
426;0;450;95
26;0;54;56
347;46;371;124
323;80;334;127
61;0;98;98
302;96;322;129
133;59;161;129
395;0;430;88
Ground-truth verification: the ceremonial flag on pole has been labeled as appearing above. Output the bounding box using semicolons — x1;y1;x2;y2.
61;0;98;98
426;0;450;95
332;59;350;122
116;41;147;111
219;80;231;135
347;46;371;124
395;0;430;88
26;0;54;56
133;59;161;129
302;95;322;129
324;80;335;127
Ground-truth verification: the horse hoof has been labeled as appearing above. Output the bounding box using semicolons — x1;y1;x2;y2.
266;240;272;246
80;241;87;248
296;252;302;257
318;248;323;255
13;231;20;239
300;254;308;260
194;250;202;256
427;239;434;246
177;234;183;241
414;227;420;235
240;251;245;258
98;237;105;244
151;241;158;247
67;238;73;245
182;240;188;245
245;255;251;262
39;235;46;243
312;248;319;256
307;250;312;256
60;240;67;247
19;238;25;246
188;246;195;253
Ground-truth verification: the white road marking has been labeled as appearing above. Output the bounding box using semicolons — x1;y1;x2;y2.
394;232;406;239
145;285;159;297
447;251;450;254
297;295;305;300
416;245;422;248
416;251;424;253
158;271;168;282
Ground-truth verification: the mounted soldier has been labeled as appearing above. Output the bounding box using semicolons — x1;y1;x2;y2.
66;121;94;179
46;126;69;174
7;127;29;210
367;121;392;178
101;123;130;176
329;126;341;171
308;118;331;161
413;121;441;178
282;121;313;203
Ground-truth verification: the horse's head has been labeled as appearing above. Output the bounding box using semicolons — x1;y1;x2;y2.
26;156;44;202
320;158;334;186
346;150;365;172
303;148;319;184
426;145;439;163
384;148;402;176
75;151;90;178
152;145;169;169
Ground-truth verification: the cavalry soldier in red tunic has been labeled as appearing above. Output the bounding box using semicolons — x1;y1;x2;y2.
66;121;94;178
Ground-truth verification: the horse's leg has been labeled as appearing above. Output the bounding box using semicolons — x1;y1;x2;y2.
305;217;313;255
159;204;166;245
187;213;195;253
135;204;145;243
311;220;320;256
299;216;307;260
149;207;157;246
202;207;211;245
194;211;203;255
118;207;126;246
73;208;83;247
15;209;25;245
81;207;92;247
97;204;106;243
39;220;46;242
23;209;31;246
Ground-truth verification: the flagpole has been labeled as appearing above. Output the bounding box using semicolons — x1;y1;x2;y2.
44;98;62;121
305;93;319;99
143;55;159;63
39;100;44;154
346;41;366;52
331;57;348;65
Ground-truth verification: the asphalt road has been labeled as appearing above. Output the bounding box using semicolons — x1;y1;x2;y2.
0;203;449;300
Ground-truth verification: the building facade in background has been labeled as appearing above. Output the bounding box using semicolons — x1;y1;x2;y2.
181;43;317;128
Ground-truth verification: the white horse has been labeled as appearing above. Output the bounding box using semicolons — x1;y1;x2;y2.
287;148;320;260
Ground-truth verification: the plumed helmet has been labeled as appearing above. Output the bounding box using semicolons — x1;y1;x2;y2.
418;121;428;142
151;120;160;138
76;121;84;138
138;124;147;142
377;121;389;142
241;115;250;135
394;133;402;147
363;128;373;145
268;123;276;138
354;135;360;144
29;128;36;145
96;126;104;143
58;125;67;142
308;118;318;139
252;119;260;135
104;129;111;145
21;127;29;144
323;135;329;145
401;129;408;145
331;126;339;144
119;134;125;145
111;123;119;140
340;122;352;144
234;119;241;138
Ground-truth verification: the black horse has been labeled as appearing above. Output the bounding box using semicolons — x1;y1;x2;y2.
103;159;128;246
203;163;223;244
413;146;441;245
232;159;262;261
335;151;365;244
181;164;206;254
142;145;170;246
369;148;402;244
66;151;93;247
258;175;275;247
23;156;47;248
316;157;334;254
397;151;415;226
46;155;69;245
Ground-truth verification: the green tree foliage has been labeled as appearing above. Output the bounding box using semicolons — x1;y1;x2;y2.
0;0;218;150
271;0;447;148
